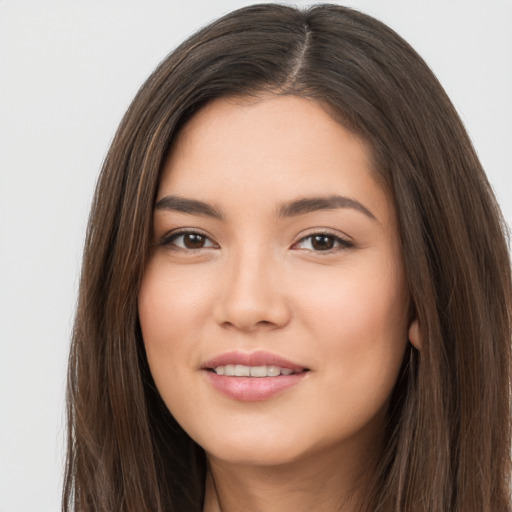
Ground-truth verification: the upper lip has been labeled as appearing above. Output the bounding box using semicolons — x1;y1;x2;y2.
202;350;309;371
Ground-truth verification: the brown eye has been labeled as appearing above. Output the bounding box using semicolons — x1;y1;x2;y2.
163;231;217;250
183;233;207;249
311;235;335;251
294;232;353;252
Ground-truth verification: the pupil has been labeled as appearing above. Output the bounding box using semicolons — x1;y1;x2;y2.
312;235;334;250
184;234;205;249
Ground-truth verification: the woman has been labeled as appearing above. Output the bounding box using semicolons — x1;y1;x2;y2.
63;4;512;511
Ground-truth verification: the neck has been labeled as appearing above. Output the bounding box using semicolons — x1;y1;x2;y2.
202;441;378;512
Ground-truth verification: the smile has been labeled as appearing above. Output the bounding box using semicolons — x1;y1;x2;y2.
201;351;310;401
212;364;300;377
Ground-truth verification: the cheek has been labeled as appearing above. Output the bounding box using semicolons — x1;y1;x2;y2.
299;251;408;337
296;258;409;393
137;260;208;420
138;260;210;344
138;261;201;380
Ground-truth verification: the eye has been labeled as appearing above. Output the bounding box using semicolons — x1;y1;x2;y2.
293;232;353;252
161;230;217;250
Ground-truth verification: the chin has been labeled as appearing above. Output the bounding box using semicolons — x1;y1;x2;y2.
206;443;306;468
198;425;309;467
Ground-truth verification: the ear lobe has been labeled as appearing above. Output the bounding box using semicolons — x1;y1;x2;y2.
408;319;422;350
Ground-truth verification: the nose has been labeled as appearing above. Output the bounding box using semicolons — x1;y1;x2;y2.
213;248;291;332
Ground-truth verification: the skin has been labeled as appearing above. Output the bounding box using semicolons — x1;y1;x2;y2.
138;95;418;512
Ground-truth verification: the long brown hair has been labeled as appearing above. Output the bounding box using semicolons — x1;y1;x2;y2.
64;4;512;511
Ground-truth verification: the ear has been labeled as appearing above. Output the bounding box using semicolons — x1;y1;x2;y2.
408;318;422;350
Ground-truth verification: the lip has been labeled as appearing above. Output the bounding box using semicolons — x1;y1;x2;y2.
202;350;308;371
201;351;310;402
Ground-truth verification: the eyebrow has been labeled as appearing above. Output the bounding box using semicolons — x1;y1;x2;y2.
154;194;377;222
277;195;376;221
155;195;223;219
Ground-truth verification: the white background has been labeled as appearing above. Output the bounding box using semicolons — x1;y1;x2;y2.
1;1;511;511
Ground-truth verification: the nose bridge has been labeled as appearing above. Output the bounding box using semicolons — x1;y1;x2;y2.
215;242;289;331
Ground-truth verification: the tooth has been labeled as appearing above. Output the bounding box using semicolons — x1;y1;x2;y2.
213;364;299;377
267;366;280;377
235;365;250;377
250;365;267;377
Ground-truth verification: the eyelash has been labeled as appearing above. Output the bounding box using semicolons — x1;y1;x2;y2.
158;229;353;253
293;230;354;253
159;230;217;251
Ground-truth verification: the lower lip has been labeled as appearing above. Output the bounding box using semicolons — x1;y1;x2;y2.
203;370;308;401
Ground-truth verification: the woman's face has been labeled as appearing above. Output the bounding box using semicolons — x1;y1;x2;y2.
138;95;412;467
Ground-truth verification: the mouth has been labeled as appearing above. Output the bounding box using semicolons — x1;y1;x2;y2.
202;350;310;375
201;351;310;401
207;364;308;377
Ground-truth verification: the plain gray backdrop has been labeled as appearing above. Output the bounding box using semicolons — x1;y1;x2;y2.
1;1;511;510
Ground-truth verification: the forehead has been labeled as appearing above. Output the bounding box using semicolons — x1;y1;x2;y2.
159;95;393;224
